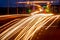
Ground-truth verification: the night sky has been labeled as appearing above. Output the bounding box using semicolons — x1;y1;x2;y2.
0;0;60;7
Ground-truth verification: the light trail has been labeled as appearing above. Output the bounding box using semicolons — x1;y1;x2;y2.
0;14;60;40
0;17;29;38
26;16;52;40
45;15;60;30
15;14;53;40
15;16;45;40
0;14;41;40
17;1;53;4
20;16;55;40
21;17;49;40
0;18;21;33
0;18;20;28
6;15;42;40
27;16;55;40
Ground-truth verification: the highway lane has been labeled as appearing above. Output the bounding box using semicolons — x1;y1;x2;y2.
0;14;30;26
15;15;56;40
0;18;17;26
0;14;60;40
0;14;39;40
0;16;28;33
31;15;60;40
0;18;21;33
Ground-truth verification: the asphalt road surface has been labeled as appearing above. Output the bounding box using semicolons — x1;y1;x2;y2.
0;14;60;40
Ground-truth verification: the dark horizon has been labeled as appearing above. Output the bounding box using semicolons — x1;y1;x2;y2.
0;0;60;7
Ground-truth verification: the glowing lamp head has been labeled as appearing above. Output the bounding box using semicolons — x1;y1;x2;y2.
47;2;50;5
27;1;30;4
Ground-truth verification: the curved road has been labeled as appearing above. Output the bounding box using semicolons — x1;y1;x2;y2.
0;14;60;40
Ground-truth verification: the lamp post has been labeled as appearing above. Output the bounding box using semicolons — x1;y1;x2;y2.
7;0;9;14
16;0;18;14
